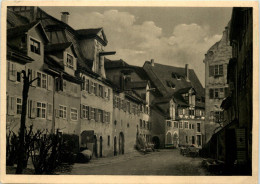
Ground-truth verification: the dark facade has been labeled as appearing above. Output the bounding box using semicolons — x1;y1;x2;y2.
203;7;253;175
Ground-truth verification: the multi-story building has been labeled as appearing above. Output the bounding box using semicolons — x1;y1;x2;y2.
6;14;54;133
203;23;232;143
143;60;205;148
222;7;252;174
105;59;154;152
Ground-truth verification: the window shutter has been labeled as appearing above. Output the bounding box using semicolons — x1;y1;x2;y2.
86;79;89;92
102;86;105;98
28;99;32;118
9;63;17;81
47;75;53;91
80;104;83;119
47;104;53;120
31;70;37;87
64;52;68;67
96;83;99;96
89;81;92;93
31;101;36;118
209;89;214;99
94;108;98;121
81;77;85;91
11;97;16;115
6;96;11;115
102;110;106;123
88;107;91;120
108;89;111;100
209;65;214;77
108;112;110;123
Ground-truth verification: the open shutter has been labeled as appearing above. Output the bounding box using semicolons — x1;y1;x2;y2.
209;65;214;77
94;108;98;121
108;89;111;100
102;86;105;98
107;112;110;123
47;104;53;120
31;70;37;87
88;107;92;120
47;75;53;91
7;96;12;115
8;62;17;81
31;101;36;118
64;52;68;67
102;110;105;123
96;84;99;96
89;81;93;94
86;79;89;92
80;104;83;119
28;99;32;118
55;109;59;118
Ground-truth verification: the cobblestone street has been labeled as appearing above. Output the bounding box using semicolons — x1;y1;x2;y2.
68;149;212;175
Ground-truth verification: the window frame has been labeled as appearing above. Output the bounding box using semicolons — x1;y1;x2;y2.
16;97;22;114
70;108;78;121
59;105;67;119
67;53;74;69
37;102;46;119
30;37;41;55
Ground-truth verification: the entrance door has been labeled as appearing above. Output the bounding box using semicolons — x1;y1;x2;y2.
114;136;117;156
152;136;160;149
93;135;98;158
119;132;124;155
99;136;103;157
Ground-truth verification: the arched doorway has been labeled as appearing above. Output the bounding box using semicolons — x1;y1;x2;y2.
152;136;160;149
114;136;117;156
173;133;178;148
119;132;124;155
99;136;103;157
93;135;98;158
166;132;172;145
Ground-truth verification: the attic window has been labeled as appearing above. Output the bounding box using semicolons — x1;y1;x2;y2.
166;80;175;89
30;38;40;55
67;54;74;69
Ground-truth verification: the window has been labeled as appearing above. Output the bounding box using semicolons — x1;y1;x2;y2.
37;102;46;118
36;72;47;89
92;82;96;94
186;136;188;143
214;111;224;123
99;85;103;97
167;121;172;127
17;72;21;82
67;54;74;69
174;121;178;128
108;135;110;146
179;122;183;129
184;93;189;101
189;110;195;116
30;38;40;54
94;83;97;95
210;64;223;76
71;108;78;121
59;105;67;119
143;120;146;128
189;123;192;129
192;136;195;144
184;121;189;129
90;107;95;120
192;124;195;129
197;135;202;146
104;111;109;123
178;109;183;115
16;98;22;114
197;123;201;132
98;109;103;122
209;88;225;99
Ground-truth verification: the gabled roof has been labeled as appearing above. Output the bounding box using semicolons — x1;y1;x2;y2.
7;21;49;43
143;61;205;99
45;42;78;57
76;28;108;46
125;81;148;90
104;58;130;68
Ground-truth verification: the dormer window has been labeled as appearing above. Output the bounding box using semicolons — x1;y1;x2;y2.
30;38;40;55
67;54;74;69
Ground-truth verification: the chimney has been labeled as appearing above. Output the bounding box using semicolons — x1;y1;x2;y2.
61;12;70;24
185;64;190;81
151;59;154;66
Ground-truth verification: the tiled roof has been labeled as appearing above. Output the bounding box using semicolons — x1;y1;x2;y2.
7;9;29;28
7;21;39;38
125;81;147;90
76;28;108;45
143;61;205;99
104;58;130;68
45;42;72;52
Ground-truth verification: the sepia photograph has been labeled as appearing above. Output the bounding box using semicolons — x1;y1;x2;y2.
1;1;258;183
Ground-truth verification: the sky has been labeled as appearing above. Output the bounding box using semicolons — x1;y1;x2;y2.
41;6;232;86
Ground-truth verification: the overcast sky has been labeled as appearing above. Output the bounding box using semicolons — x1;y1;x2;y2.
41;6;232;86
